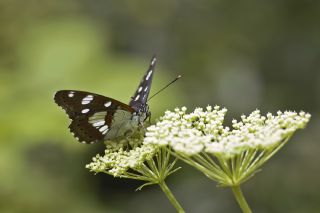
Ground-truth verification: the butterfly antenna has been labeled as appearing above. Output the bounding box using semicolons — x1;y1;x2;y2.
148;75;181;101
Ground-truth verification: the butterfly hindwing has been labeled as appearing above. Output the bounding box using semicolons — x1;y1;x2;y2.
69;114;106;143
129;56;156;110
54;90;134;143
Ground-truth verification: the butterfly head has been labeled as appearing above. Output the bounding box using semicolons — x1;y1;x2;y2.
141;103;151;121
132;102;150;124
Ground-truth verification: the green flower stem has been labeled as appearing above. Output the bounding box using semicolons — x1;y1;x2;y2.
231;185;252;213
159;181;185;213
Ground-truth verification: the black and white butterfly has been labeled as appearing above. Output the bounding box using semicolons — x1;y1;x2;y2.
54;56;156;144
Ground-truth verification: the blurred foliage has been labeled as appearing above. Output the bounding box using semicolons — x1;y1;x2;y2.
0;0;319;212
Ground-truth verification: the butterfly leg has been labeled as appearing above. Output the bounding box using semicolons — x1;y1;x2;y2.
148;112;152;124
141;111;151;126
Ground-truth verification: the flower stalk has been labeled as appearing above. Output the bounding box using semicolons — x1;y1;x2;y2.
231;185;252;213
159;181;185;213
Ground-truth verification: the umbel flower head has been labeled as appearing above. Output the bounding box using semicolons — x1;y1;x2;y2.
86;130;179;188
144;106;311;186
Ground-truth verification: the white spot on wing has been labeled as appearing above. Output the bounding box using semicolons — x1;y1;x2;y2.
82;95;94;105
89;112;107;123
134;94;140;101
99;125;108;133
102;129;108;135
146;70;153;80
151;58;156;65
93;120;105;127
82;108;90;114
144;86;148;92
138;87;142;92
104;101;112;107
68;92;75;97
82;100;91;104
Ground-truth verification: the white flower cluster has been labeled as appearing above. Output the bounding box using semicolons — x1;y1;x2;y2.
87;106;310;178
145;106;311;158
86;133;158;177
144;106;227;156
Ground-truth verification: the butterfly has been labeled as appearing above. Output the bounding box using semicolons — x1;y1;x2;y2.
54;56;156;144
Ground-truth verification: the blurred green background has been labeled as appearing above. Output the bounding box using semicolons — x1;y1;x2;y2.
0;1;319;212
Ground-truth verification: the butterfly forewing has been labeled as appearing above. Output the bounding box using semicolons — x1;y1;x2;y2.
54;90;134;144
129;56;156;110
